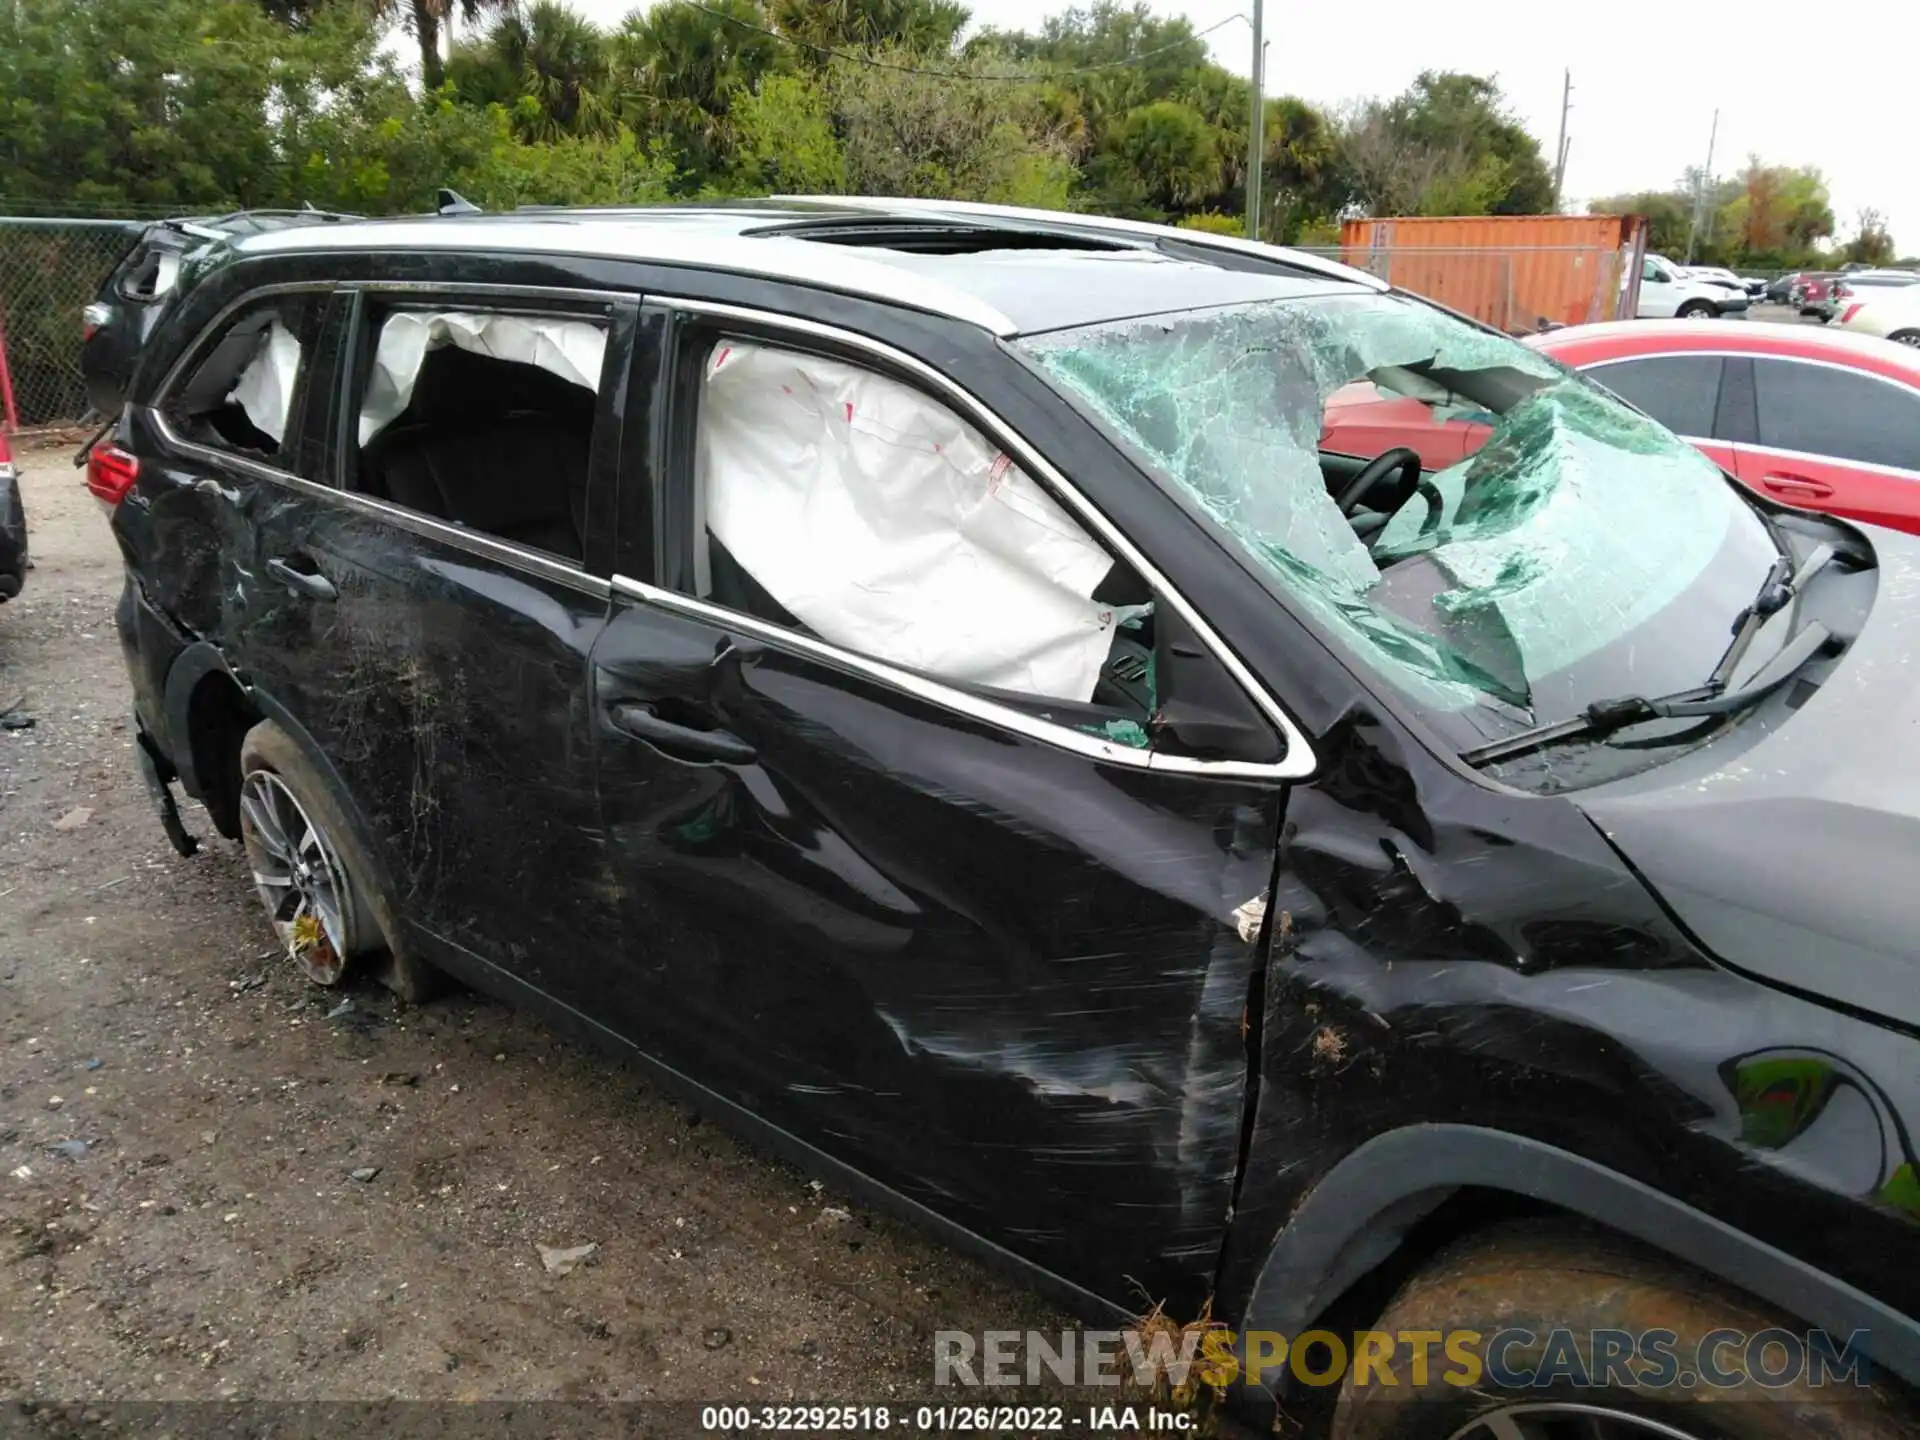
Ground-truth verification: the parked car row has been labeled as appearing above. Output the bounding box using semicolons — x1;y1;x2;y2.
67;197;1920;1439
1769;267;1920;321
1815;268;1920;323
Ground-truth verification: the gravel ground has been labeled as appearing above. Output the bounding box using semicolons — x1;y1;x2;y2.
0;441;1074;1416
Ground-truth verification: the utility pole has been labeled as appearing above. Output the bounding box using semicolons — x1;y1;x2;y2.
1685;108;1719;264
1245;0;1265;241
1551;70;1572;208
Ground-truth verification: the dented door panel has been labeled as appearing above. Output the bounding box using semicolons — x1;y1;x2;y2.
590;597;1282;1314
220;284;635;993
233;504;618;988
1217;706;1920;1327
108;424;259;747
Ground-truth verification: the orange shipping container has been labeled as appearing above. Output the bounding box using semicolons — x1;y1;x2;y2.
1339;214;1651;332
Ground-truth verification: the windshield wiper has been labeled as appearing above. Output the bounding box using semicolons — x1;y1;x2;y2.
1462;543;1841;770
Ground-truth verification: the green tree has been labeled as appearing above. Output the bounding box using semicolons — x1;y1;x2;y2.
1176;211;1240;236
1258;96;1340;240
613;0;781;186
1845;208;1896;266
771;0;971;57
366;0;517;92
722;71;845;195
450;1;617;141
1593;191;1693;256
1333;72;1552;219
1108;100;1217;214
0;0;301;210
1389;71;1554;215
979;2;1204;101
827;45;1076;206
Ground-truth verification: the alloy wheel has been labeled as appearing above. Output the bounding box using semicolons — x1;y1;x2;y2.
239;769;357;984
1448;1404;1712;1440
1894;333;1920;348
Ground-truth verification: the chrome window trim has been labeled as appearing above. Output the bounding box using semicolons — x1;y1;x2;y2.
146;411;611;600
151;279;623;599
636;296;1318;783
153;279;625;407
611;574;1284;780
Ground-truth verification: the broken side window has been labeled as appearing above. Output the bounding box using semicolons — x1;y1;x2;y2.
164;295;314;461
690;338;1156;717
349;309;608;565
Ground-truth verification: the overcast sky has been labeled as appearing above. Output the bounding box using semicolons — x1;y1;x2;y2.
548;0;1912;253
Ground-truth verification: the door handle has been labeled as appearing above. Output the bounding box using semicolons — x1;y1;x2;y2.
266;556;337;602
1761;473;1834;500
608;702;756;765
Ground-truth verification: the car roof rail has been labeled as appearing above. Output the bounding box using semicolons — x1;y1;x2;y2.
437;188;483;216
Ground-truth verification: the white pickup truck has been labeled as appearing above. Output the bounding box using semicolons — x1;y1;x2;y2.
1631;253;1751;318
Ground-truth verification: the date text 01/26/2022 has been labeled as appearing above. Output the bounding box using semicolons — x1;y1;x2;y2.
699;1403;1194;1432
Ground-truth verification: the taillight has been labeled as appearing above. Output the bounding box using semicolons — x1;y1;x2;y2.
1841;304;1864;324
85;444;139;506
82;302;111;342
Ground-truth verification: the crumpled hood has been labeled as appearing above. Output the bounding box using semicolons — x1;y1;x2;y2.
1577;529;1920;1030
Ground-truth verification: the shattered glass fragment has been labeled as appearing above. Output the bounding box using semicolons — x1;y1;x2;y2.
1024;293;1752;719
1079;717;1151;749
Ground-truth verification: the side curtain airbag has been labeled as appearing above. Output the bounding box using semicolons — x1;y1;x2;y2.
358;311;606;446
226;319;302;445
699;342;1121;703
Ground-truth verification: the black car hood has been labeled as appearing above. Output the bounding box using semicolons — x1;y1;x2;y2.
1577;529;1920;1030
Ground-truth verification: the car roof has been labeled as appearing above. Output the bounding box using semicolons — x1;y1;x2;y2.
234;199;1370;338
1532;318;1920;381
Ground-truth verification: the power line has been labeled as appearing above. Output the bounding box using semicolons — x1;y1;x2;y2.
679;2;1244;84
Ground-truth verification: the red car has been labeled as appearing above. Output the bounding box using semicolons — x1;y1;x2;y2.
1321;319;1920;534
1796;272;1839;316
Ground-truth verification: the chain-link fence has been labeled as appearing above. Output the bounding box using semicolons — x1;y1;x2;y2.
0;217;143;429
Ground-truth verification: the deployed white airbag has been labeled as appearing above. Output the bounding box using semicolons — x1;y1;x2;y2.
226;319;301;445
699;342;1122;703
358;311;606;446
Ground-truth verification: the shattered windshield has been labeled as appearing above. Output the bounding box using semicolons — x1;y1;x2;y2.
1020;292;1780;748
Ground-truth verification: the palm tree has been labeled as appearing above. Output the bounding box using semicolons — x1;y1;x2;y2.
363;0;517;91
612;0;780;183
452;1;615;140
770;0;971;58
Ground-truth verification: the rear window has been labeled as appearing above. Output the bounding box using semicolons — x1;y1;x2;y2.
117;242;186;302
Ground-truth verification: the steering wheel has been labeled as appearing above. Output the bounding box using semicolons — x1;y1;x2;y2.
1335;447;1425;518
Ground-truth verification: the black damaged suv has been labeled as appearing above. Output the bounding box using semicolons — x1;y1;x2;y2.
100;198;1918;1439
